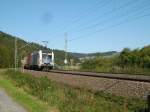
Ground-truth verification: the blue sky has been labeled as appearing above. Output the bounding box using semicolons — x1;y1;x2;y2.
0;0;150;53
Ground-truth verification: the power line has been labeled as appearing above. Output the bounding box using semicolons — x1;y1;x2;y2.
14;37;18;70
70;0;112;24
50;0;141;45
49;0;150;49
66;0;141;33
64;33;68;64
69;11;150;42
73;1;150;34
59;0;112;31
47;0;112;42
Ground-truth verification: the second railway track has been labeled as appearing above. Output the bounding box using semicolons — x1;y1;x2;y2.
24;69;150;98
50;70;150;83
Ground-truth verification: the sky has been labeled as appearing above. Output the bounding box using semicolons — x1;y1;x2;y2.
0;0;150;53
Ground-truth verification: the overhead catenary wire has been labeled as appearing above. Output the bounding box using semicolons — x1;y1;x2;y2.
71;0;111;23
72;0;150;33
52;0;129;37
47;0;113;45
72;5;150;38
54;0;112;33
69;8;150;42
63;0;113;31
66;0;141;33
49;0;150;50
50;0;147;47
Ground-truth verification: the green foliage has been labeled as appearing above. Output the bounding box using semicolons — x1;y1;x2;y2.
0;32;15;68
81;55;119;73
0;72;51;112
71;51;117;58
118;46;150;68
0;31;79;68
81;46;150;75
4;70;53;101
81;57;113;71
3;69;146;112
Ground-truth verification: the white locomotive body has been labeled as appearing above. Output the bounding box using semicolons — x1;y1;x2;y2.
24;50;54;70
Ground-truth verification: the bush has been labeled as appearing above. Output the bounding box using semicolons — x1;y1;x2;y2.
80;46;150;75
3;69;147;112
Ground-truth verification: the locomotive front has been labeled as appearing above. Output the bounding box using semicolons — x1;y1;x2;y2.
41;51;54;70
24;50;54;70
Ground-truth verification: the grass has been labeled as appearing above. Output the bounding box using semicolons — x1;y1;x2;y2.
0;70;57;112
0;69;147;112
58;64;150;76
80;66;150;76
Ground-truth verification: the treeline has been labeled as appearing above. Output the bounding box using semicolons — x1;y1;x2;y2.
0;31;15;68
81;46;150;75
0;31;79;68
118;47;150;68
0;31;45;68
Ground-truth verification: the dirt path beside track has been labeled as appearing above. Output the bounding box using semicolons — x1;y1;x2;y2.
0;88;27;112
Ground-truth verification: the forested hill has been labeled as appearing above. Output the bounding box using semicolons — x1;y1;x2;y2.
70;51;118;59
0;31;79;68
80;46;150;75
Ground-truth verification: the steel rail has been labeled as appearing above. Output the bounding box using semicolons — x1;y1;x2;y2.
49;70;150;83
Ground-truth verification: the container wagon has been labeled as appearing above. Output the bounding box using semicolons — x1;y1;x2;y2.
24;50;54;70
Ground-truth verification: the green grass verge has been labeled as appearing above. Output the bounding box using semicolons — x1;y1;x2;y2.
0;70;53;112
0;69;147;112
80;66;150;76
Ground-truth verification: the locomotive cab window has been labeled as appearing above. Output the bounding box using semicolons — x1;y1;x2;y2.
42;54;52;64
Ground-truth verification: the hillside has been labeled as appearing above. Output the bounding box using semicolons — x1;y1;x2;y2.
80;46;150;75
71;51;119;59
0;31;79;68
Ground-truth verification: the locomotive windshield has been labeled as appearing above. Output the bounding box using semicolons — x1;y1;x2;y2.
42;54;52;64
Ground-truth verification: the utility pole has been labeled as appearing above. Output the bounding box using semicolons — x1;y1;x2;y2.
14;37;18;70
64;32;68;65
18;42;31;72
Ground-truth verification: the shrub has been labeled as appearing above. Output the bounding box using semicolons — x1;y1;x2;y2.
3;69;147;112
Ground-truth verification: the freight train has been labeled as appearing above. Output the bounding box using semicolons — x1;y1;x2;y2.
23;50;54;70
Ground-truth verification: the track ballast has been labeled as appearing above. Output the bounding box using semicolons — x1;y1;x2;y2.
50;70;150;83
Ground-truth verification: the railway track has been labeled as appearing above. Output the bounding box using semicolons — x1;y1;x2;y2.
24;69;150;98
50;70;150;83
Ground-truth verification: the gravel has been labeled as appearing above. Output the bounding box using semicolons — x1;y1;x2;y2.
25;70;150;98
0;88;27;112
